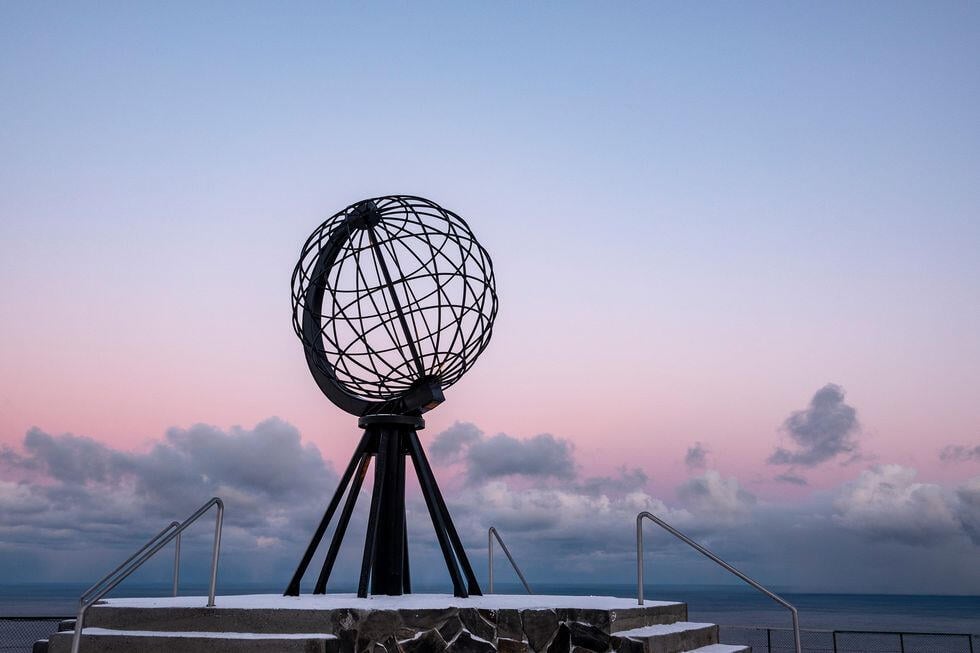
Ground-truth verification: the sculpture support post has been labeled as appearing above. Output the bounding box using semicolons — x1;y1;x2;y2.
284;415;479;598
371;427;407;595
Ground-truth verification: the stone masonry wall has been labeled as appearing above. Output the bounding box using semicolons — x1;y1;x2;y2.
323;604;683;653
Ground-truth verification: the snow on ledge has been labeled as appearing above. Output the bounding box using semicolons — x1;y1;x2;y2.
615;621;715;638
101;593;681;611
82;628;337;640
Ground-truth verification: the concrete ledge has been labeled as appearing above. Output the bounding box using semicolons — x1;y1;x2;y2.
41;594;743;652
46;630;339;653
612;622;719;653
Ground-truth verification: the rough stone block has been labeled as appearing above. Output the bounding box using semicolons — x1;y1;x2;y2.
399;628;447;653
377;636;399;653
438;615;464;643
521;610;558;652
447;631;495;653
401;608;458;631
496;610;523;641
546;624;569;653
567;622;610;652
360;610;404;643
609;635;644;653
559;610;611;633
497;638;529;653
459;608;496;642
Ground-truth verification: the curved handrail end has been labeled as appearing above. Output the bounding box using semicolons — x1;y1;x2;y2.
635;511;801;653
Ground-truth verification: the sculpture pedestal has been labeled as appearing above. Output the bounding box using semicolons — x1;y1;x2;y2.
44;593;752;653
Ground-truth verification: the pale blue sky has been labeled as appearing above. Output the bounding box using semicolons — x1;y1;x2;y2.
1;2;979;593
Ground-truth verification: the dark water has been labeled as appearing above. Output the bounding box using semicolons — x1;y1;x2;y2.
2;581;977;635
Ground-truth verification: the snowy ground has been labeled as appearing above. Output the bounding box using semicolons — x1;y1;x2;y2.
102;593;681;611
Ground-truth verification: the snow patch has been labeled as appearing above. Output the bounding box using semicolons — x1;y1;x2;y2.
616;621;714;638
81;628;336;640
101;593;680;611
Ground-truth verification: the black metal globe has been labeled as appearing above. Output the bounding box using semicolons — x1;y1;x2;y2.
291;195;498;416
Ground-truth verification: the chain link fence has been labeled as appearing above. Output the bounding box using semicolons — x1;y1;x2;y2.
0;618;65;653
721;625;978;653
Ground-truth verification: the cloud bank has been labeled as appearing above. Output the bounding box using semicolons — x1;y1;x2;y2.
0;419;338;583
1;418;978;593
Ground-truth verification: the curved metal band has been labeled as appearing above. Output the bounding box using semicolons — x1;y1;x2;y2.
302;220;390;416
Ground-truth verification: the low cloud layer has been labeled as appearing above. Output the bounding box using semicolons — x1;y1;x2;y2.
430;422;576;484
676;470;756;521
0;419;337;570
1;418;979;594
769;384;859;468
833;464;979;546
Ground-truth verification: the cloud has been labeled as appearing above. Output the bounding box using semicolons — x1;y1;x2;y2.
956;477;980;545
575;467;648;497
0;418;337;557
940;444;980;463
775;472;808;486
684;443;708;470
2;419;980;594
832;464;962;546
676;470;756;521
769;383;859;467
443;479;693;581
1;427;131;484
429;422;575;484
429;422;482;463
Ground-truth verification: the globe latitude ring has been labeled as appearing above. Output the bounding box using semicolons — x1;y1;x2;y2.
291;195;498;417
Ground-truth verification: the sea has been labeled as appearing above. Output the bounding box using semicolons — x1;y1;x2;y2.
2;581;978;635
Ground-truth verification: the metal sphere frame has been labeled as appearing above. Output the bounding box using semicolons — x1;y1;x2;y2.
285;195;495;599
291;195;498;417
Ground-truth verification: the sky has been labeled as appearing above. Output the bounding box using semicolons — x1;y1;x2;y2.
1;2;979;595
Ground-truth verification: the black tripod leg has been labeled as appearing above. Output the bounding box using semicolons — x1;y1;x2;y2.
411;432;483;596
358;431;390;598
402;526;411;593
284;432;370;596
313;453;371;594
406;432;468;598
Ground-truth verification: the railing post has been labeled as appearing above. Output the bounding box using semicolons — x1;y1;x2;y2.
767;627;772;653
207;498;224;607
487;527;532;594
636;513;644;605
488;528;494;593
899;632;905;653
832;631;838;653
790;607;801;653
172;532;181;597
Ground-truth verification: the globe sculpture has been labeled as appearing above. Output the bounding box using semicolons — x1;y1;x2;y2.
285;195;498;598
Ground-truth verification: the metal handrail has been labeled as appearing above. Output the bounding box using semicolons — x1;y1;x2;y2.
636;511;801;653
79;521;181;606
488;527;532;594
71;497;224;653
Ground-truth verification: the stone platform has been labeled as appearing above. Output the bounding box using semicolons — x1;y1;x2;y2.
43;594;750;653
